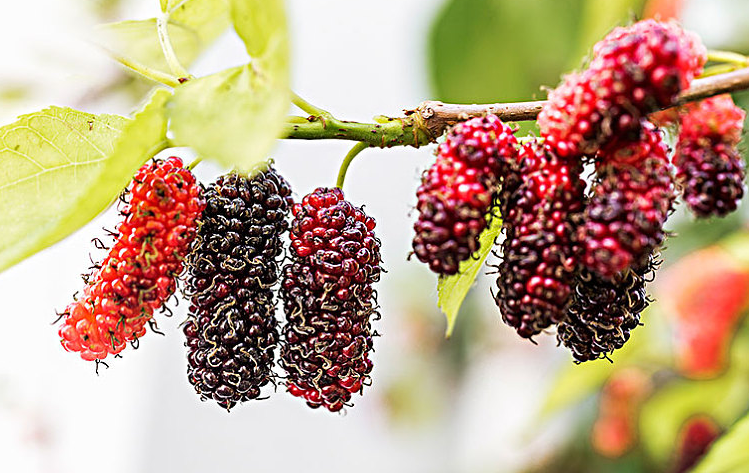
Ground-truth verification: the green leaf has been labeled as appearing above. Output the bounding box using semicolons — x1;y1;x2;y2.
168;64;289;171
692;412;749;473
160;0;169;12
168;0;290;172
569;0;645;69
429;0;585;105
639;372;749;466
438;216;502;337
97;19;201;78
230;0;287;62
0;89;171;273
169;0;231;44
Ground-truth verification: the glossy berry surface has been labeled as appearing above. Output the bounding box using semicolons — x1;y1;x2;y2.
539;19;706;158
557;256;656;362
58;157;204;361
413;115;518;275
580;124;676;278
675;95;746;218
494;142;586;338
281;187;381;412
184;167;292;410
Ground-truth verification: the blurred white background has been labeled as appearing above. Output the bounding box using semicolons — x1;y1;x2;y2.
0;1;744;472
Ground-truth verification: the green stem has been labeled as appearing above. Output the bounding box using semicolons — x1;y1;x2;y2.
699;63;742;78
108;52;181;87
187;156;203;171
707;49;749;66
291;93;334;119
336;142;370;189
157;15;193;81
284;115;432;148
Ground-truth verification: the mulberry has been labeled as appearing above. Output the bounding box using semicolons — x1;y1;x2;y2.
675;95;746;218
557;256;656;363
281;187;381;412
580;125;676;278
494;142;586;338
58;157;204;361
183;167;293;410
412;115;518;275
539;19;706;158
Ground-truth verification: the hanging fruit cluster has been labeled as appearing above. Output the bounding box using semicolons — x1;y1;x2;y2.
54;19;746;413
414;19;745;362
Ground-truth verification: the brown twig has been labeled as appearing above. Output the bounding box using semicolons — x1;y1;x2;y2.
284;68;749;147
416;67;749;141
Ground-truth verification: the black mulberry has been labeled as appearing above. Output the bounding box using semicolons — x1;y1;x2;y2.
184;166;293;410
557;256;657;362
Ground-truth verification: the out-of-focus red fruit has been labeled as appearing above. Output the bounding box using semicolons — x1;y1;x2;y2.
658;246;749;378
591;368;653;458
672;416;721;473
644;0;686;21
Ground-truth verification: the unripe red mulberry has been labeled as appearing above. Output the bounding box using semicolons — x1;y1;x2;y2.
674;95;746;218
183;167;293;410
494;142;586;338
281;187;381;412
413;115;518;275
580;124;676;278
539;19;706;158
557;256;656;362
58;157;204;361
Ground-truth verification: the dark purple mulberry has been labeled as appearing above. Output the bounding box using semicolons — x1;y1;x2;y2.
412;115;518;275
183;167;293;410
557;256;657;362
281;187;381;412
494;142;586;338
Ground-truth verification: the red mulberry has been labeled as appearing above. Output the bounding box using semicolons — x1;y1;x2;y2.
675;95;746;218
557;256;656;362
580;125;676;278
494;142;586;338
281;187;381;412
183;167;293;410
413;115;518;275
58;157;205;361
539;19;706;158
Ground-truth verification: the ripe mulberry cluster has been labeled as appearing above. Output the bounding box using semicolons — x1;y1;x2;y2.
183;167;293;410
58;157;204;361
281;187;381;412
494;142;586;338
557;256;656;362
580;124;676;278
539;19;706;158
674;95;746;217
413;115;518;275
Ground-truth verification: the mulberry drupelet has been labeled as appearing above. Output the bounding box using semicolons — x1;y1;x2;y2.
183;167;293;410
281;187;382;412
494;141;586;338
58;157;205;361
674;95;746;217
413;115;518;275
557;256;657;362
539;19;706;158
